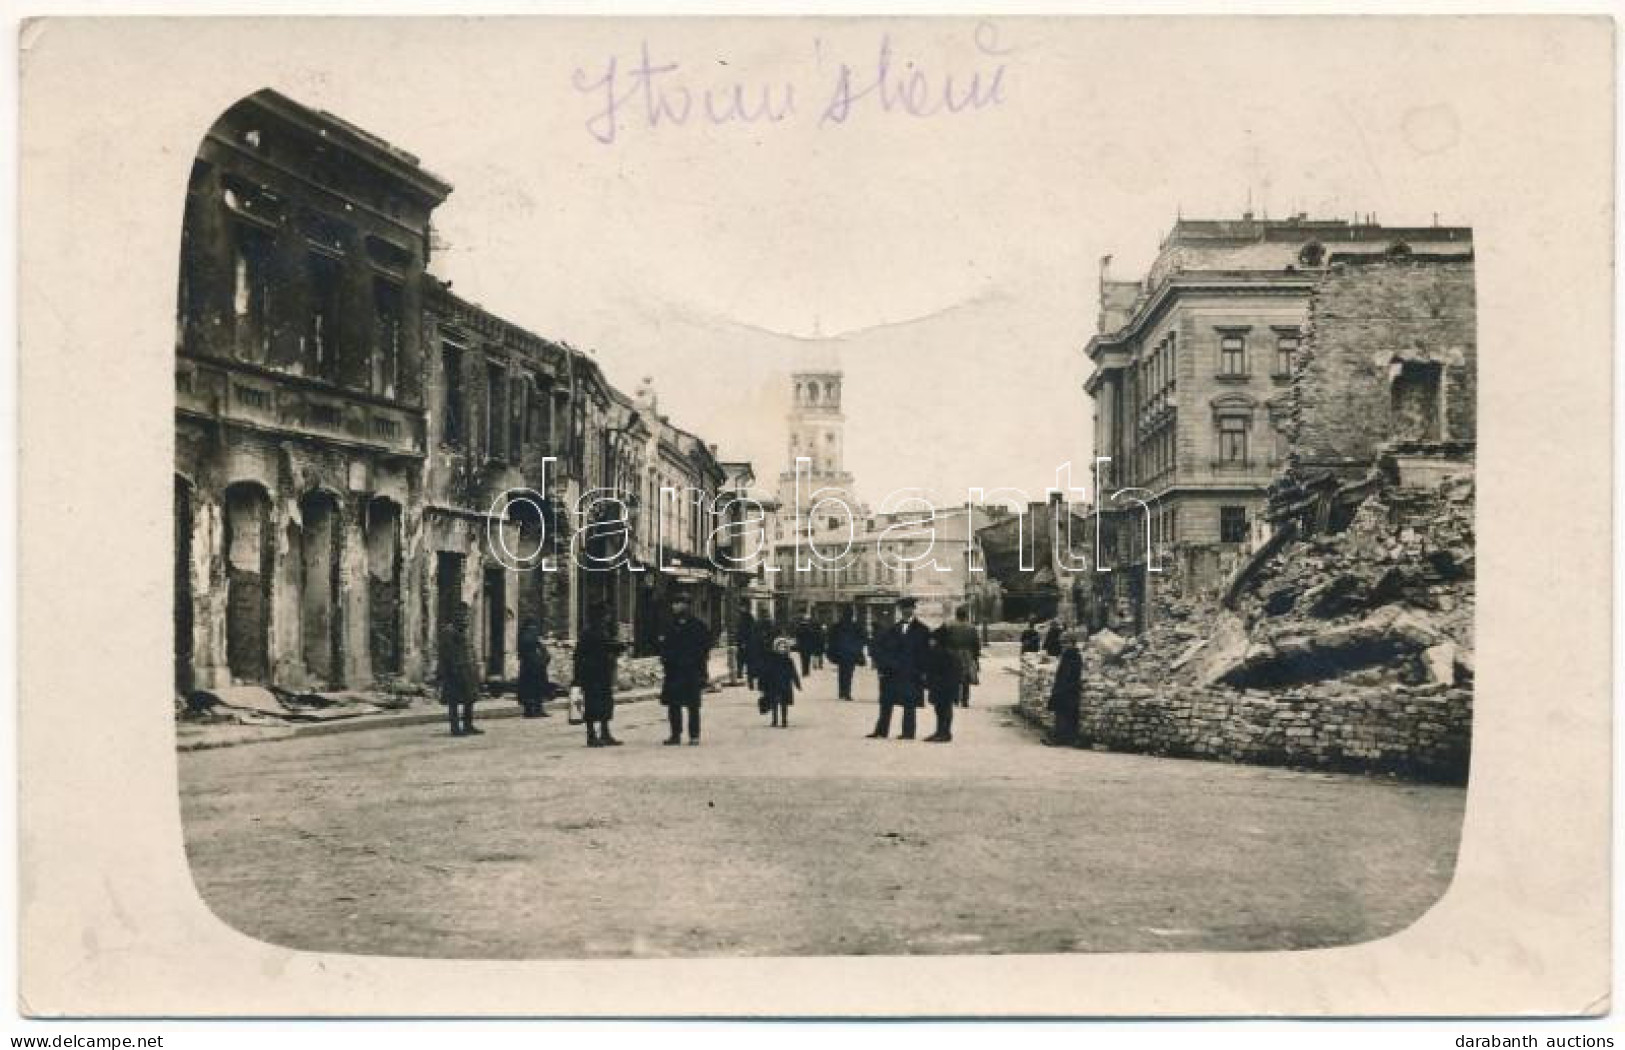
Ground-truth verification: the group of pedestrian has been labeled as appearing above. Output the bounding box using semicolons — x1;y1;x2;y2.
436;594;988;748
865;599;982;743
434;594;712;747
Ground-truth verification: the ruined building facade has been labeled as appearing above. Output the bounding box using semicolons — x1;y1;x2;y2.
176;91;744;695
1289;257;1477;485
175;91;452;693
1082;215;1474;623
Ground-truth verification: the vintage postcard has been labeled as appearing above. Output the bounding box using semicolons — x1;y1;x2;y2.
15;14;1613;1017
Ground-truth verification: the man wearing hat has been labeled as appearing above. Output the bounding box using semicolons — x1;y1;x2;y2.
866;596;932;740
438;602;483;737
658;593;713;745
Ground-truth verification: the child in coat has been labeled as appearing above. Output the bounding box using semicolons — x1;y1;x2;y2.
758;635;802;728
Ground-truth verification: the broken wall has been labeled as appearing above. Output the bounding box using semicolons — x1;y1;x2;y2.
1292;258;1476;475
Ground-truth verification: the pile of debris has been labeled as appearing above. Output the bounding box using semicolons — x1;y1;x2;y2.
1090;469;1474;696
1019;466;1474;781
176;682;428;727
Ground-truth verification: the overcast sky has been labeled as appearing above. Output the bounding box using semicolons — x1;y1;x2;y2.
258;17;1558;507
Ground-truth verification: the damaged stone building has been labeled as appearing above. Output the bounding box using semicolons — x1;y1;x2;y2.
1082;214;1474;626
420;285;576;689
176;90;745;697
175;90;453;693
1022;227;1478;782
1282;256;1476;499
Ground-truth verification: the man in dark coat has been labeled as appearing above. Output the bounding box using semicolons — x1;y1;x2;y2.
827;608;868;701
1020;619;1042;654
516;617;552;718
438;603;483;737
866;596;931;740
1045;629;1084;746
572;604;624;747
793;618;819;677
735;605;757;689
659;594;712;745
941;605;982;707
924;625;963;743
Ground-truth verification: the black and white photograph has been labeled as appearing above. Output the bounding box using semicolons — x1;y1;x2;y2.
13;10;1614;1023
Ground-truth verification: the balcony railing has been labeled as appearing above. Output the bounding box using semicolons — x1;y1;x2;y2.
176;357;423;457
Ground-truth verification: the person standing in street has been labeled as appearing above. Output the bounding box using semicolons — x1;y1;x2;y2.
759;634;801;728
867;596;931;741
572;604;625;747
924;625;963;743
794;617;818;678
438;602;482;737
1020;619;1042;654
660;594;712;746
827;607;868;701
942;605;982;708
1045;628;1084;746
516;617;552;718
811;618;827;671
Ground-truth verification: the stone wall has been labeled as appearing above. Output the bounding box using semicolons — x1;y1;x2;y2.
1017;654;1470;783
1292;258;1477;474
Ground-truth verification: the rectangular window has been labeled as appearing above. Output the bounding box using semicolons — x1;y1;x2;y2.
441;346;464;446
1275;331;1300;377
540;387;557;451
510;377;527;459
1220;506;1248;544
232;226;274;363
1218;417;1248;464
486;362;506;460
306;254;341;381
372;279;403;399
1218;332;1247;376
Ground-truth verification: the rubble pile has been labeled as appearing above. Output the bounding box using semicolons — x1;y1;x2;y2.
1216;471;1474;691
176;685;398;727
178;650;670;730
1018;471;1474;782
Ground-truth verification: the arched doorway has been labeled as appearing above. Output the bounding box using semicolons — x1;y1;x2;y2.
174;476;195;695
365;497;403;677
299;490;341;686
222;481;272;682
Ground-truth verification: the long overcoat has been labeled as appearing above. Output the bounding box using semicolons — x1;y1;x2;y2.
659;615;713;706
828;620;868;666
872;618;931;708
573;625;625;722
438;625;482;706
941;621;982;685
517;623;552;701
1048;646;1083;715
758;651;801;705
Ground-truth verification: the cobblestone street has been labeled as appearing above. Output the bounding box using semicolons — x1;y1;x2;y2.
179;658;1465;959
